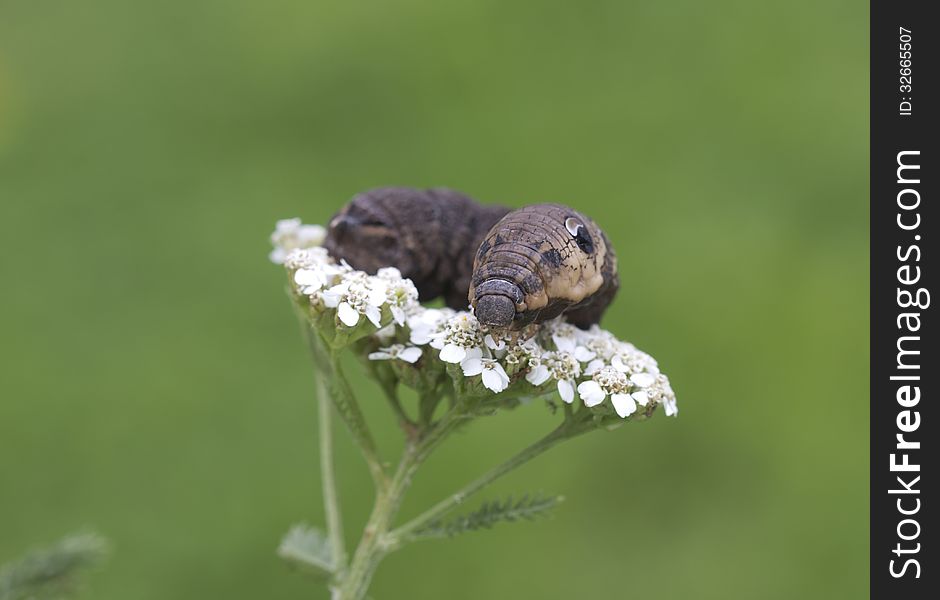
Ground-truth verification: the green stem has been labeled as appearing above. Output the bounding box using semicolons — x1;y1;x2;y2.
386;415;592;546
304;327;388;489
334;405;469;599
316;375;347;575
335;448;414;600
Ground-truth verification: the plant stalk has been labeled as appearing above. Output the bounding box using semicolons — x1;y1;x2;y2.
334;405;469;599
304;324;388;490
316;375;347;575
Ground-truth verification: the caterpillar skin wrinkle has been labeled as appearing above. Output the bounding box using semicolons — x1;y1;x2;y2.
469;204;619;330
323;187;511;310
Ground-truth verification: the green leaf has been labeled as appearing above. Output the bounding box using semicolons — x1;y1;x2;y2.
277;524;335;578
0;532;109;600
411;494;563;540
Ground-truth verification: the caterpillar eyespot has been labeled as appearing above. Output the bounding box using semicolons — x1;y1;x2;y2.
565;217;582;236
470;204;619;330
323;187;510;310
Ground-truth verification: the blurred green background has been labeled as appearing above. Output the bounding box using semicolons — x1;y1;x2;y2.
0;1;868;598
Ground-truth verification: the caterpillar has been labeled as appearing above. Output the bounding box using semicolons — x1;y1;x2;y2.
323;187;511;310
469;204;619;330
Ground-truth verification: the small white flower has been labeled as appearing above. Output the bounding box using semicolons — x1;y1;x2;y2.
552;333;596;363
611;349;660;377
504;339;543;372
430;313;485;364
578;366;636;416
481;364;511;393
376;267;420;325
533;347;582;404
322;278;385;328
368;344;422;364
407;308;454;345
269;218;326;263
284;247;331;270
460;348;511;393
294;267;331;294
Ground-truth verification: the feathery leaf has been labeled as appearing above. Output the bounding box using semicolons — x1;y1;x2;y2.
0;532;109;600
277;524;335;578
411;494;563;540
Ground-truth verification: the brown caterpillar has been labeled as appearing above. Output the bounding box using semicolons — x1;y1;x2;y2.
469;204;619;330
323;187;510;309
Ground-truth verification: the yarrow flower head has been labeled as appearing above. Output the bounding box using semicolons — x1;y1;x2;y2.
271;218;678;418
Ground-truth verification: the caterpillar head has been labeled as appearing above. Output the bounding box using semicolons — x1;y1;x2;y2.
473;279;524;328
323;189;416;276
470;204;615;330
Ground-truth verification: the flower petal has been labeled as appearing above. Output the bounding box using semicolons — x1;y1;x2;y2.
337;302;360;327
525;365;551;386
461;358;484;376
294;269;322;288
573;347;597;362
440;344;467;364
321;291;342;308
552;334;576;353
663;398;679;417
411;330;432;345
584;359;605;375
367;352;391;361
631;373;655;388
484;334;506;351
399;347;422;363
631;391;649;406
365;305;383;328
482;368;508;393
463;347;484;361
611;393;637;418
557;379;574;404
577;380;606;407
367;283;388;307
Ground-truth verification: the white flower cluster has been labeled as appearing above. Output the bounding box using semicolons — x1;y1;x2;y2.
269;218;327;264
271;220;677;419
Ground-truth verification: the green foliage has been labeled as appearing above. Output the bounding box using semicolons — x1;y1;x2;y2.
0;533;108;600
277;525;335;579
412;495;564;540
